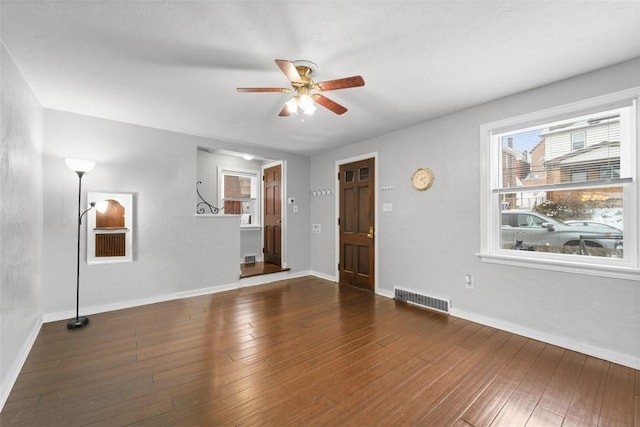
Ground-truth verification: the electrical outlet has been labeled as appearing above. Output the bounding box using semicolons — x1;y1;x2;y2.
464;274;474;289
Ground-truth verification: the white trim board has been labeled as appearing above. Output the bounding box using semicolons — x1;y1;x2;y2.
448;307;640;370
373;289;639;370
42;281;240;323
0;317;42;411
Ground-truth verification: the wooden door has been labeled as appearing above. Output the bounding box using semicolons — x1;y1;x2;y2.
339;158;375;290
263;164;282;266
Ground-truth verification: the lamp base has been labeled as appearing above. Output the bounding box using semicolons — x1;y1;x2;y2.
67;316;89;329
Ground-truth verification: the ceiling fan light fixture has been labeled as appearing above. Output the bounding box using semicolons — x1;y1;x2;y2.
299;94;316;115
285;97;299;114
237;59;364;117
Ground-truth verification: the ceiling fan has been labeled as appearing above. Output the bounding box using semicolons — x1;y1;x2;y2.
237;59;365;117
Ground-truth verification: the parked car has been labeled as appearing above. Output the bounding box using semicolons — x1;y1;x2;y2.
501;210;623;253
565;220;623;233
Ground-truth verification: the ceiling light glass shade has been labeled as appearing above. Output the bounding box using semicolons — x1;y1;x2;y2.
298;94;316;115
285;97;299;114
65;158;95;173
242;154;254;161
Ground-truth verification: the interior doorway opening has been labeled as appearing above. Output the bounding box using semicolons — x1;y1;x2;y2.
196;149;288;279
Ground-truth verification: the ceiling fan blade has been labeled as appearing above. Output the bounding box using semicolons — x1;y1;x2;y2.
275;59;303;84
237;87;292;93
278;105;292;117
317;75;365;91
313;94;347;115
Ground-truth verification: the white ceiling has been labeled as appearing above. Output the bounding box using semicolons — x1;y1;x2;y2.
2;1;639;156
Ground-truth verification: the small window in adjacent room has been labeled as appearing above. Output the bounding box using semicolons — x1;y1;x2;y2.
219;169;260;227
87;192;133;264
480;88;639;279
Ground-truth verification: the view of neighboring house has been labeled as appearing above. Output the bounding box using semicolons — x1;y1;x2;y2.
502;114;622;215
541;114;621;184
522;138;546;186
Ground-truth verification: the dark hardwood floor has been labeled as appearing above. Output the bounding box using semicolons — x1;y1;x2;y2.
1;276;638;426
240;262;290;279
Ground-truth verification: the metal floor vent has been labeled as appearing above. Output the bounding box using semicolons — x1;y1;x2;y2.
244;254;256;264
394;287;450;314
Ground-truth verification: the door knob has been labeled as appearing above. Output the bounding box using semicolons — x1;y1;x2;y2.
367;226;374;239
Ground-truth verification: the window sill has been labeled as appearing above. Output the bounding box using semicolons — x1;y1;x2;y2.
478;252;640;281
195;214;240;218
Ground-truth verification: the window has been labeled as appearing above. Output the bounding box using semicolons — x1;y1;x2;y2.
571;130;586;151
219;169;260;227
480;88;639;279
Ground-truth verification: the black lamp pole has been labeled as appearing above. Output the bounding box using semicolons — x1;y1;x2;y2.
67;170;94;329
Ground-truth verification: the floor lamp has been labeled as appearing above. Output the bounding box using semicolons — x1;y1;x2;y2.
65;158;96;329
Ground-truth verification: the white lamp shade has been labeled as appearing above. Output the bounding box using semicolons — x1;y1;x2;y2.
65;158;95;173
95;200;109;214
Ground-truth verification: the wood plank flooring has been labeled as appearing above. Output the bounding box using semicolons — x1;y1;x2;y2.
1;276;638;426
240;262;290;279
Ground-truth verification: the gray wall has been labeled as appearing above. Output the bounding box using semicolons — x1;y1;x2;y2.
40;110;311;318
309;58;640;368
197;150;264;262
0;44;43;404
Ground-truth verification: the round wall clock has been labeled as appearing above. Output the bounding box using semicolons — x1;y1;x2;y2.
411;167;434;191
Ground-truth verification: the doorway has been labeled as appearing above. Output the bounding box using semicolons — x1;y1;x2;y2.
338;157;376;291
238;161;289;279
263;163;282;266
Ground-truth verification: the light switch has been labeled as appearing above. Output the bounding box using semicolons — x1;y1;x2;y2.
383;203;393;212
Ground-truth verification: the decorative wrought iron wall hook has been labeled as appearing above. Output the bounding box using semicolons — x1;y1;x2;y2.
196;181;223;214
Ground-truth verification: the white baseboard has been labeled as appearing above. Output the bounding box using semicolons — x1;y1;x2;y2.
309;270;337;282
42;281;240;323
175;282;240;299
449;307;640;370
371;290;639;370
43;271;322;324
0;316;42;411
288;269;313;280
376;288;394;298
44;272;322;325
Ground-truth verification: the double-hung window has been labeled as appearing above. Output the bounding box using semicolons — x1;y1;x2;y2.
219;169;260;227
480;88;639;279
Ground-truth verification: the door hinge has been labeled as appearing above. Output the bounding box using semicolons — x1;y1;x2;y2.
338;263;340;270
337;172;340;180
262;175;265;181
337;217;340;226
262;247;265;253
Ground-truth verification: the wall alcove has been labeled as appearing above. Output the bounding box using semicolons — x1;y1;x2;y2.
87;192;133;264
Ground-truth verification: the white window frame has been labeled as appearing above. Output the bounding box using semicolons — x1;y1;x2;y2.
571;130;586;151
479;88;640;280
218;167;261;228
